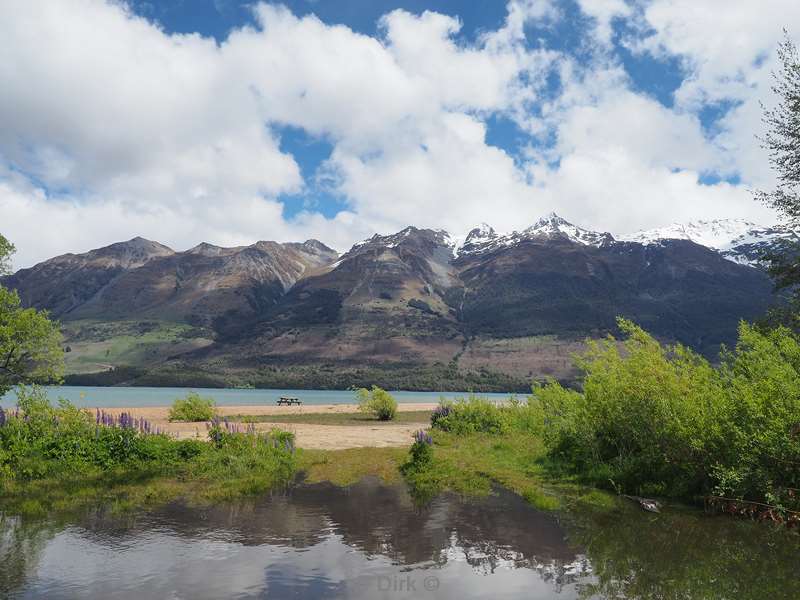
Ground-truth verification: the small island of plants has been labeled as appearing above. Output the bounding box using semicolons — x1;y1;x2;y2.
0;387;296;517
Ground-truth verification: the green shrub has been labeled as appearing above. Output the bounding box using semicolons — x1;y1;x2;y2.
533;318;800;507
356;386;397;421
0;386;297;511
168;392;216;422
430;396;510;435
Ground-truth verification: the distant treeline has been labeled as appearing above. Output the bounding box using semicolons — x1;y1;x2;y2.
63;362;547;393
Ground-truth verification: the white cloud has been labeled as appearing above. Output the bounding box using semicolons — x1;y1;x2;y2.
631;0;800;186
575;0;631;45
0;0;791;268
635;0;797;105
0;0;302;198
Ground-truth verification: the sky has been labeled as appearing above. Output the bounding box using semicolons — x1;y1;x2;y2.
1;0;798;268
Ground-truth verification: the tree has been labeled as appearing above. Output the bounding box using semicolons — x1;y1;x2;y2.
758;33;800;225
0;234;13;276
0;234;63;395
757;34;800;327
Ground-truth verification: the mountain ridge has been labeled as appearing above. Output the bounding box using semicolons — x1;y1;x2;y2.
1;214;788;390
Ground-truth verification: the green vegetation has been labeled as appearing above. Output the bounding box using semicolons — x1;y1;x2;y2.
0;387;295;516
298;447;407;486
356;386;398;421
430;395;516;435
0;234;63;395
399;397;563;510
61;319;213;375
398;315;800;516
534;318;800;510
230;410;432;426
168;391;217;422
65;360;532;392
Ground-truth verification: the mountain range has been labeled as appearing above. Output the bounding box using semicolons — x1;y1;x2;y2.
2;214;794;391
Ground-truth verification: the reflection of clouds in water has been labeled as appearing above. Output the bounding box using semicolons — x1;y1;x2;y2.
11;481;593;599
8;478;800;599
34;529;282;599
441;529;593;593
29;529;589;599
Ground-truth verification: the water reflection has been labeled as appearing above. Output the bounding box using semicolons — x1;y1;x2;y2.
566;503;800;600
2;479;799;599
0;515;61;595
4;479;589;599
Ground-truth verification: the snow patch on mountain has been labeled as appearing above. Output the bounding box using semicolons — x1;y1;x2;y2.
454;213;613;256
620;219;757;250
522;213;614;247
620;219;799;266
348;215;798;268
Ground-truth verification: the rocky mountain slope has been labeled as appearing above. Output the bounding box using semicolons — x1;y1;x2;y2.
1;214;791;390
5;238;337;325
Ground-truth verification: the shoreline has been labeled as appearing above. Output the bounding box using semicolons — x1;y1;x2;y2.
96;403;438;450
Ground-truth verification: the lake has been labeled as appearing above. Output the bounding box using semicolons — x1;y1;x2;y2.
0;386;516;409
2;478;798;599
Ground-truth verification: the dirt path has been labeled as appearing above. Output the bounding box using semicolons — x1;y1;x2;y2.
96;403;437;450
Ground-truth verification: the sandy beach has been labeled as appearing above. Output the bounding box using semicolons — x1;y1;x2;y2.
96;403;437;450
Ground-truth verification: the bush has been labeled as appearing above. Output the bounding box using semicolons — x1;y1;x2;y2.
533;318;800;507
356;386;397;421
168;392;216;422
430;396;510;435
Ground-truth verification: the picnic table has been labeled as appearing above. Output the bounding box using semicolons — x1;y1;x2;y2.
277;396;302;406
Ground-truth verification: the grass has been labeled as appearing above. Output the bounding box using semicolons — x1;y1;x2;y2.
297;447;407;486
294;428;618;514
402;430;562;510
229;410;433;426
1;447;298;519
62;319;213;374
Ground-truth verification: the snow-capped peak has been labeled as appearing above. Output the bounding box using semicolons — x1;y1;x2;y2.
620;218;800;266
620;219;758;250
455;213;613;256
456;223;500;254
466;222;497;242
523;213;614;247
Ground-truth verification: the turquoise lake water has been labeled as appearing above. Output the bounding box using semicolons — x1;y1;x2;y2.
0;386;516;408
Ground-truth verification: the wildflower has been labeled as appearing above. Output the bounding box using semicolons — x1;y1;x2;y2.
430;405;451;429
413;430;433;445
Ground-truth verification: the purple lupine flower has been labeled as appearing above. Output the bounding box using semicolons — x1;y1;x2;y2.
0;406;5;427
96;408;100;425
413;430;433;445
